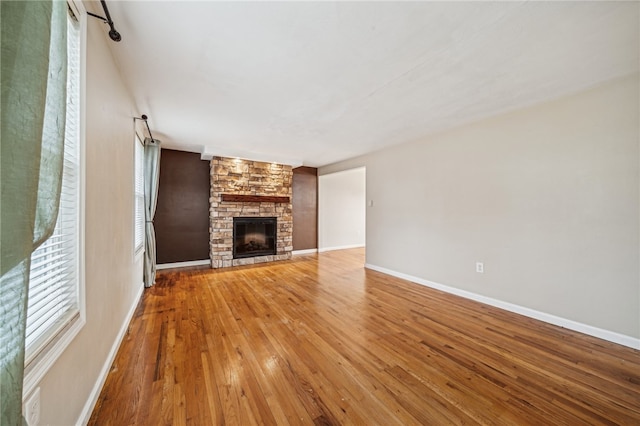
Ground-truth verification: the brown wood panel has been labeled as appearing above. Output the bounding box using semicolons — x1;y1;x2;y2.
220;194;290;203
155;149;210;264
90;249;640;425
292;166;317;250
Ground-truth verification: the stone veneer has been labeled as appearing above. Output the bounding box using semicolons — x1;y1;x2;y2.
209;156;293;268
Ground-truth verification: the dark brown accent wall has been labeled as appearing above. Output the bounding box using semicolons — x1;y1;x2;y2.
155;149;210;264
292;166;318;250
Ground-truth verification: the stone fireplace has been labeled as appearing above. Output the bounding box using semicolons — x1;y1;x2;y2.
209;156;293;268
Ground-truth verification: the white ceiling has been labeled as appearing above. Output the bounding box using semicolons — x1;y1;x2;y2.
96;1;639;167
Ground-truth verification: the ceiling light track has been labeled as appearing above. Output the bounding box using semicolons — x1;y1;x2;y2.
134;115;156;142
87;0;121;42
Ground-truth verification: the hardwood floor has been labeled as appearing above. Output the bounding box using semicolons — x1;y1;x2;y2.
89;249;640;425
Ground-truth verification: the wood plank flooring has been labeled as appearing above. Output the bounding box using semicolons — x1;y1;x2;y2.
89;249;640;425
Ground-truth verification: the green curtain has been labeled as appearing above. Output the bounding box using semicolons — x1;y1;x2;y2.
143;138;161;288
1;1;67;424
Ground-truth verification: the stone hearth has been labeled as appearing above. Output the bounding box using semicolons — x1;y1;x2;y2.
209;156;293;268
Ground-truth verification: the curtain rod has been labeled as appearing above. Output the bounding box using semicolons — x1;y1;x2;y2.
87;0;121;42
134;115;156;142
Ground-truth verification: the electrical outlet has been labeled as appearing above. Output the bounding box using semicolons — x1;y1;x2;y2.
476;262;484;274
24;387;40;426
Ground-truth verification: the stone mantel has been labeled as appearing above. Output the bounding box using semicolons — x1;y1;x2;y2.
220;194;290;203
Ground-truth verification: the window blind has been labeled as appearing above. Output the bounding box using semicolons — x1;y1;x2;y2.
26;8;81;361
134;135;145;252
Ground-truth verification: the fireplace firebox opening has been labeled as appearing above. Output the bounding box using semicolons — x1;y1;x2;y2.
233;217;277;259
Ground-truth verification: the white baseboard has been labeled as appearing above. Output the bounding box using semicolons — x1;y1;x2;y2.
156;259;210;270
292;248;318;255
364;263;640;350
76;282;145;425
318;244;365;253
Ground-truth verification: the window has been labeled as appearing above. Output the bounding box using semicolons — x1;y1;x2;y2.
134;134;145;254
24;1;85;393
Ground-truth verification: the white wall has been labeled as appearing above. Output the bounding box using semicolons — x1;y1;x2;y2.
34;9;144;425
320;74;639;345
318;167;366;251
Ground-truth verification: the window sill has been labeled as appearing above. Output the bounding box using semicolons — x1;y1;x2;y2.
134;247;145;262
23;314;86;399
